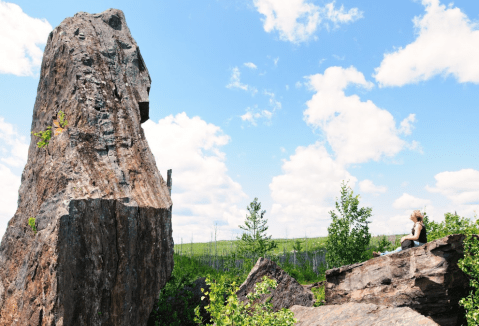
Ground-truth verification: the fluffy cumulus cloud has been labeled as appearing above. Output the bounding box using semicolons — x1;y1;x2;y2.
374;0;479;87
359;179;387;194
426;169;479;205
269;142;356;237
0;1;52;76
304;66;417;165
143;113;248;242
393;193;432;210
253;0;362;43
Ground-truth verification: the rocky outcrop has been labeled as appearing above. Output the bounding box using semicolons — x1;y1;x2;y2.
325;234;470;326
236;257;314;311
290;302;439;325
0;9;173;326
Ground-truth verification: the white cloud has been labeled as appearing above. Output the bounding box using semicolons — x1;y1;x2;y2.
426;169;479;205
240;91;281;126
359;179;387;194
295;81;303;88
374;0;479;87
0;163;21;241
304;66;416;165
269;142;356;237
244;62;257;69
253;0;362;43
226;67;257;95
0;1;52;76
393;193;432;210
399;114;416;135
0;116;28;168
143;113;248;242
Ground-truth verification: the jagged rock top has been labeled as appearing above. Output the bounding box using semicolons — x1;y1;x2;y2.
17;8;171;217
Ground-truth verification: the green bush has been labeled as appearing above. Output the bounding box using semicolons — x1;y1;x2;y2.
32;127;52;148
148;254;242;326
28;217;37;234
326;181;372;268
195;275;297;326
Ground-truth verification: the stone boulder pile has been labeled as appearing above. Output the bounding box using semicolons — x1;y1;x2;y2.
0;9;173;326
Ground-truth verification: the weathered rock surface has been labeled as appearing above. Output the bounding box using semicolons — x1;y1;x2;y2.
325;234;470;326
236;257;314;311
290;302;439;326
0;9;173;326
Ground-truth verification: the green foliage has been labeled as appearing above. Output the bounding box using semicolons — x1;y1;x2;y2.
292;239;303;252
236;198;277;260
32;126;52;148
28;217;37;234
312;286;325;307
326;181;372;268
423;212;479;242
149;254;241;326
195;275;297;326
57;110;68;127
377;235;393;253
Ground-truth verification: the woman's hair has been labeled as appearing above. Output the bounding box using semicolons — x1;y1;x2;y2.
412;210;424;222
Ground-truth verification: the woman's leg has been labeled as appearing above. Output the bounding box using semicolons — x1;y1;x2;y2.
380;246;402;256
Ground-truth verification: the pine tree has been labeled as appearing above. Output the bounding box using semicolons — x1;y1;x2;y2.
236;198;277;260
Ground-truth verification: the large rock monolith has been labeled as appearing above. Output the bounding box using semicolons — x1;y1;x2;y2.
325;234;471;326
0;9;173;326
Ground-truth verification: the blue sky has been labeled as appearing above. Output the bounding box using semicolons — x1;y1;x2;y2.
0;0;478;243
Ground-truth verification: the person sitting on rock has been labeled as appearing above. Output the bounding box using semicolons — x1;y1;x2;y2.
373;210;427;257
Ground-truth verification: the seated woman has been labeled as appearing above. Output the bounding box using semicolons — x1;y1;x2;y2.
373;210;427;257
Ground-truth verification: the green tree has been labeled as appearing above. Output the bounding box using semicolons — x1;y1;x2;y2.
423;212;479;242
458;215;479;325
326;181;372;268
237;198;277;260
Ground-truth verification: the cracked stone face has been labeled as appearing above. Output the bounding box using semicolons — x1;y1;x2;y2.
0;9;173;326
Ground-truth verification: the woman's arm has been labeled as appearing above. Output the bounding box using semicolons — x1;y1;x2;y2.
400;224;422;242
404;223;422;241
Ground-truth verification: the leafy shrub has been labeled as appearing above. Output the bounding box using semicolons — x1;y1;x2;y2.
311;286;325;307
195;275;297;326
28;217;37;234
326;181;372;268
458;232;479;325
148;254;243;326
32;127;52;148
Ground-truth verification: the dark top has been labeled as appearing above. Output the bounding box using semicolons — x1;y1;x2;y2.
412;223;427;243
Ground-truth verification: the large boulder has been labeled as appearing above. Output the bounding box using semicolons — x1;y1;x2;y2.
290;302;439;325
0;9;173;326
236;257;314;311
325;234;470;326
